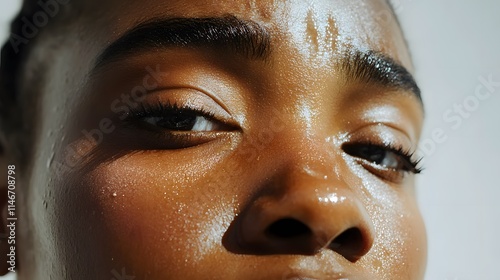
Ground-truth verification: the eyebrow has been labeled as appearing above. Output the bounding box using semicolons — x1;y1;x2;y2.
93;15;271;70
92;16;421;104
338;50;422;103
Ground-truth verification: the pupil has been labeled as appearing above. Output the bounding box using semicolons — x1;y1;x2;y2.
360;146;385;164
157;112;197;131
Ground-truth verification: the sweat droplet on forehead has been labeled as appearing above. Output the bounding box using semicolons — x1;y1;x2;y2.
274;1;388;64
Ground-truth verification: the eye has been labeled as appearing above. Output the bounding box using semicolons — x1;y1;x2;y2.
126;102;234;132
342;143;422;174
120;101;238;150
142;109;223;131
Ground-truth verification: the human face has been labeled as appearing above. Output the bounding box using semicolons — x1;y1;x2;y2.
18;0;425;279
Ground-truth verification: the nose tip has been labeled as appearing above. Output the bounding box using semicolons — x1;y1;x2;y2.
234;186;374;262
328;227;371;262
265;218;371;262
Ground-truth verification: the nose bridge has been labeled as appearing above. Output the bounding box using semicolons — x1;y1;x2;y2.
261;108;356;216
269;116;338;174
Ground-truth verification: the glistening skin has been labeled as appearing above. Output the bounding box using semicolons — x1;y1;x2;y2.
0;0;426;279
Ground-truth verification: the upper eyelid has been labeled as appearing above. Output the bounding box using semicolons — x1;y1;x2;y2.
151;86;234;116
124;103;217;124
120;88;237;123
342;122;417;152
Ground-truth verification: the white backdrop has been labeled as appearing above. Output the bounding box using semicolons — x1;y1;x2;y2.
398;1;500;279
1;0;499;279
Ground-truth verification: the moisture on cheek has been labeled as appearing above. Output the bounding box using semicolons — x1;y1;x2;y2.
343;157;424;277
72;141;242;267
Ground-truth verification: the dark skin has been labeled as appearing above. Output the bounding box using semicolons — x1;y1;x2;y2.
0;0;426;279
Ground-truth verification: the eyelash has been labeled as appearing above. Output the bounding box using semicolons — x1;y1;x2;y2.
125;101;216;122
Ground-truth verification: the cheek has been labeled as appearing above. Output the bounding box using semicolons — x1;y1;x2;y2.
359;185;427;278
396;198;427;279
341;158;425;277
59;150;239;276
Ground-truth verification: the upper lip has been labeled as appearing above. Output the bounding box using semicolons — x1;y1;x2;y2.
281;271;354;280
231;252;372;280
275;264;370;280
269;257;371;280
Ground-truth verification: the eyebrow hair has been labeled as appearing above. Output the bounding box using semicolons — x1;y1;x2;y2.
93;15;271;70
338;50;422;103
91;16;421;104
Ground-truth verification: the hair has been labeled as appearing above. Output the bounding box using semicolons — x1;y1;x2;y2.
1;1;43;110
0;0;66;164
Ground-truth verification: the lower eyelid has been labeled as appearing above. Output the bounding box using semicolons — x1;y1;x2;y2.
358;160;407;183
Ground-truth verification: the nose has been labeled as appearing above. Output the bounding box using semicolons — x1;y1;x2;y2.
234;168;374;262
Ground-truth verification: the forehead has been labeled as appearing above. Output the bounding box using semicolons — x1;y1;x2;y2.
67;0;411;70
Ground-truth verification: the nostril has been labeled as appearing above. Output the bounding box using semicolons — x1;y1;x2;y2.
265;218;312;238
329;227;366;262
